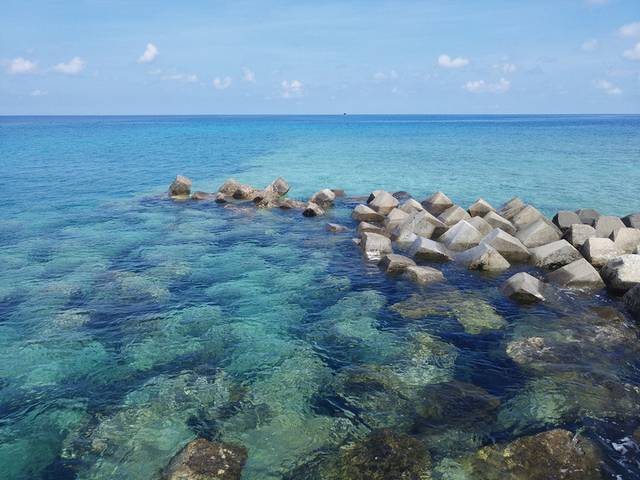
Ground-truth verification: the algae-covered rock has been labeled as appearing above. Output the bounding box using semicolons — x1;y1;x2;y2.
162;438;247;480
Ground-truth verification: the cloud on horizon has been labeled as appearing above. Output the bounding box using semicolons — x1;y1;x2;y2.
463;78;511;93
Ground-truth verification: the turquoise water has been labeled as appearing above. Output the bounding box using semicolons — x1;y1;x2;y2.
0;114;639;479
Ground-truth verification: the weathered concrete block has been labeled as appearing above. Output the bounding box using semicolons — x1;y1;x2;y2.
624;284;640;319
600;254;640;292
357;221;385;237
564;223;596;248
169;175;192;197
383;208;410;232
501;272;546;303
404;265;445;285
515;218;561;248
575;208;600;226
352;204;385;223
481;228;530;262
483;211;517;235
612;227;640;253
310;188;336;208
553;211;582;232
530;239;582;270
547;258;604;289
421;191;454;216
302;202;325;217
408;237;452;262
360;232;393;260
438;205;471;226
437;220;483;251
581;237;622;268
399;198;424;214
468;198;495;217
594;215;625;238
368;190;399;215
467;216;493;236
455;243;510;271
622;213;640;229
511;205;544;230
379;253;416;274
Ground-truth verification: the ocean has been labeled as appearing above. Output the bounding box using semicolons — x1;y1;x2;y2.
1;114;639;479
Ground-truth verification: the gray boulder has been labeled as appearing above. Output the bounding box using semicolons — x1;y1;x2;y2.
501;272;546;303
404;265;444;285
379;253;416;274
499;197;526;220
624;284;640;319
547;258;604;289
326;223;348;233
360;232;393;260
467;216;493;236
395;231;418;250
399;198;424;214
392;190;412;200
437;220;483;251
530;239;582;270
232;184;256;200
455;243;510;271
162;438;247;480
383;208;410;232
368;190;399;215
265;177;290;196
622;213;640;229
277;198;306;209
438;205;471;226
408;237;452;262
421;191;454;216
481;228;530;262
310;188;336;209
483;211;517;235
594;215;625;238
468;198;494;217
169;175;192;197
218;178;241;195
214;192;228;203
553;211;582;232
357;221;385;237
352;204;385;223
392;210;446;240
612;227;640;253
581;237;622;268
515;218;561;248
511;205;544;230
302;202;325;217
564;223;596;248
575;208;600;226
600;254;640;292
191;191;213;201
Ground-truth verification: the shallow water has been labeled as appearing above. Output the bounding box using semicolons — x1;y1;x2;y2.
1;115;640;479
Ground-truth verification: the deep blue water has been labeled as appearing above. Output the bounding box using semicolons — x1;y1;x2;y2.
1;115;640;479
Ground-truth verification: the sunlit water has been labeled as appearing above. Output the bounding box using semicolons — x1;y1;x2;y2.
1;115;640;479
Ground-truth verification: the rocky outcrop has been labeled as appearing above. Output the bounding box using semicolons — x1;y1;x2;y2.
214;192;228;203
232;184;256;200
302;202;325;217
530;239;582;270
594;215;625;238
437;220;483;251
368;190;399;215
360;232;393;260
408;237;452;262
600;254;640;292
501;272;546;303
169;175;192;197
547;258;604;289
379;254;416;274
622;213;640;229
553;210;581;232
564;223;596;248
352;204;385;223
421;191;454;216
264;177;290;197
576;208;600;226
218;178;241;196
404;265;444;285
624;285;640;319
162;439;247;480
581;237;622;268
467;216;493;236
481;228;530;262
191;191;213;201
483;211;517;235
455;243;510;271
310;188;336;209
468;198;494;217
437;205;471;226
611;227;640;253
515;218;561;248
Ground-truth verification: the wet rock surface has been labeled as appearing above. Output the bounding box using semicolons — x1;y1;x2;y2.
162;439;248;480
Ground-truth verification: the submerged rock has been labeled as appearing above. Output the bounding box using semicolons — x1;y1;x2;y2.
547;258;604;290
553;210;581;232
404;265;444;285
564;223;596;249
455;243;511;272
468;198;494;217
600;254;640;292
530;239;582;270
437;220;483;252
422;191;454;216
461;429;602;480
506;336;558;367
169;175;192;197
379;253;416;274
501;272;546;303
352;204;385;223
483;211;517;235
162;439;247;480
191;191;214;201
326;223;348;233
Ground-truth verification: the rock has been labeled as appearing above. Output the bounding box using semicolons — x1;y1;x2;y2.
331;189;346;197
169;175;192;197
357;222;385;236
383;208;410;232
437;220;483;252
368;190;399;215
404;266;444;285
214;193;228;204
624;285;640;319
395;231;418;250
581;237;622;268
326;223;348;233
455;243;510;271
547;258;604;289
310;188;336;209
468;198;494;217
467;216;493;236
594;215;625;238
600;254;640;292
392;191;412;200
506;336;557;367
438;205;471;226
622;213;640;229
564;223;596;248
421;191;454;216
576;208;600;226
511;205;544;230
501;272;546;303
302;202;325;217
252;190;280;208
278;198;306;209
461;429;602;480
232;184;256;200
481;228;530;262
360;232;393;260
515;218;561;248
162;438;247;480
399;198;424;214
191;191;214;201
611;227;640;253
553;211;582;232
408;237;452;262
379;254;416;274
483;211;517;235
392;210;446;240
352;204;385;223
264;177;290;196
218;178;241;195
499;198;527;220
530;239;582;270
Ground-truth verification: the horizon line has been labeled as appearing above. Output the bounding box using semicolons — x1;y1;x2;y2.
1;113;639;118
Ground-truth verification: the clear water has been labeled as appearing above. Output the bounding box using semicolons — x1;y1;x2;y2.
0;114;639;479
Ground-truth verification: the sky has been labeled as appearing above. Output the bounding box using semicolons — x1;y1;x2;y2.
1;0;639;114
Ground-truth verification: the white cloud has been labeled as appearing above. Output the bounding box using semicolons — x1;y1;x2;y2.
594;79;622;95
162;73;198;83
495;63;517;73
242;67;255;82
30;89;47;96
281;79;303;98
138;43;159;63
7;57;37;74
619;22;640;37
581;39;598;51
213;76;232;89
53;57;85;75
463;78;511;93
373;69;399;81
623;42;640;60
438;54;469;69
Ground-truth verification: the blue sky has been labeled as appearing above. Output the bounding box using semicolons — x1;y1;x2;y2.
1;0;639;114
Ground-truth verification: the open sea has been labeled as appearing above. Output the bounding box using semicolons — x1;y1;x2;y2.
1;114;640;479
